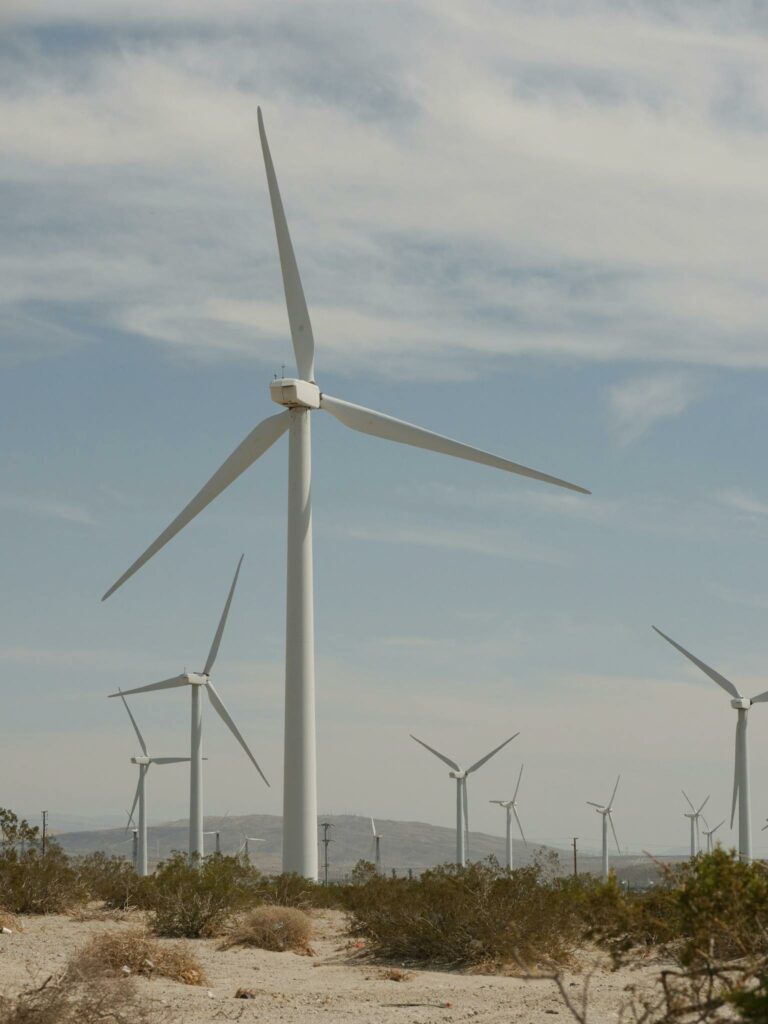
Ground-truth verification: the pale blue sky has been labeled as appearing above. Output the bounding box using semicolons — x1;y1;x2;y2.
2;0;768;857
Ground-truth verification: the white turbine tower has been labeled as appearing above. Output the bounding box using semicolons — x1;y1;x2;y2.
101;108;590;880
489;764;527;870
411;734;518;866
203;830;221;856
653;627;768;862
371;817;383;873
702;815;725;854
682;790;709;857
108;556;269;862
587;775;621;880
117;691;189;876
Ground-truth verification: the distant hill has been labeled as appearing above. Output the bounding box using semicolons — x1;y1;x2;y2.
54;813;675;883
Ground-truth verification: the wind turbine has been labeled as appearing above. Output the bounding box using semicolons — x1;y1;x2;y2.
682;790;709;857
587;775;621;879
370;818;383;873
702;815;725;854
108;556;269;862
116;691;190;876
411;733;518;866
203;830;221;856
490;763;527;870
101;108;590;881
239;835;265;862
653;627;768;862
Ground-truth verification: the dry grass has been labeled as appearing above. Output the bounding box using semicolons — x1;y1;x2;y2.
68;929;207;986
0;910;22;932
220;905;313;954
0;971;154;1024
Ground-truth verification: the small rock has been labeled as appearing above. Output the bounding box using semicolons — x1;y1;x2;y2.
235;988;258;1000
121;965;131;976
207;990;215;999
545;1010;559;1015
1;928;12;936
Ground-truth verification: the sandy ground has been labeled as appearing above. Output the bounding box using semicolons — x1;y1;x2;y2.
0;909;667;1023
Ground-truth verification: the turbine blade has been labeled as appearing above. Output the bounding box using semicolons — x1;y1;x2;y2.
257;108;315;382
750;688;768;703
607;774;620;810
102;412;290;600
512;763;524;802
608;812;621;853
124;807;137;832
108;675;188;698
205;682;270;787
462;778;469;851
682;789;696;813
512;806;528;847
586;801;604;808
320;395;590;495
467;733;519;775
731;722;740;829
370;817;376;837
652;627;741;699
409;734;460;772
697;794;710;815
127;775;141;831
118;691;147;756
150;757;191;764
204;554;244;676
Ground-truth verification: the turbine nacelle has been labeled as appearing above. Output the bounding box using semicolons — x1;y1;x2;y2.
269;378;320;409
731;697;751;710
186;672;208;686
449;770;468;780
131;756;151;766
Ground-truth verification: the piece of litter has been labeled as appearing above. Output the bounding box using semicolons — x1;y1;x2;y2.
1;928;12;936
120;965;131;976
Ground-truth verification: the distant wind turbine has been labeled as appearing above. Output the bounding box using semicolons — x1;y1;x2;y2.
100;108;590;880
370;818;383;873
682;790;709;857
702;815;725;854
587;775;621;879
411;733;518;866
490;764;527;870
108;556;269;862
203;830;221;856
239;835;265;861
653;626;768;862
116;691;189;876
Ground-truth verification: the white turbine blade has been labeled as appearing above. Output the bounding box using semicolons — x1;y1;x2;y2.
652;627;741;699
118;691;147;756
762;822;768;832
512;806;528;847
586;801;604;808
125;807;137;831
606;775;620;810
127;775;141;831
370;817;377;837
512;763;524;802
462;778;469;847
409;734;460;772
750;688;768;703
467;733;519;775
697;794;710;815
320;395;590;495
608;812;621;853
204;554;244;676
205;682;270;787
682;789;696;813
108;675;188;698
257;108;315;383
150;757;191;765
102;411;290;600
731;720;740;829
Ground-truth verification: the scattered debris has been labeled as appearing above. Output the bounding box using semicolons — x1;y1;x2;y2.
235;988;258;999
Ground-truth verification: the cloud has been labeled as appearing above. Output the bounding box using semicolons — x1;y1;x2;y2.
607;372;701;444
0;495;98;526
708;582;768;611
715;487;768;517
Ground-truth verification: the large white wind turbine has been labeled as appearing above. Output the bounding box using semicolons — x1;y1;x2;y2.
587;775;621;879
682;790;709;858
702;815;725;854
117;691;189;876
490;763;527;870
108;556;269;862
411;734;518;866
101;108;589;880
653;627;768;862
370;817;383;873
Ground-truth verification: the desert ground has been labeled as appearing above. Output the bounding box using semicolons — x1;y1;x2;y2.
0;908;666;1024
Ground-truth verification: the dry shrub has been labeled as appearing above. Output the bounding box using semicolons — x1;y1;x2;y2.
220;905;313;954
146;852;257;938
69;929;207;986
0;909;22;932
75;853;148;911
0;971;153;1024
0;844;86;915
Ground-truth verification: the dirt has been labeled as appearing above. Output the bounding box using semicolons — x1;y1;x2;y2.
0;909;666;1023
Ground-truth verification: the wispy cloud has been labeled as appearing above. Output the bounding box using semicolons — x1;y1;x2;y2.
708;581;768;612
607;373;702;444
0;496;98;526
344;522;568;564
716;487;768;517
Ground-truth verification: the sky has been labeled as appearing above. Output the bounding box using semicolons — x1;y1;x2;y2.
2;0;768;859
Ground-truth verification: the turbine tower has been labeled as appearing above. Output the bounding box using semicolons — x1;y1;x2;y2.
587;775;621;879
411;734;518;866
653;627;768;862
702;815;725;854
203;830;221;856
101;109;590;880
239;835;265;861
370;817;383;873
117;691;189;876
108;556;269;862
489;763;527;870
682;790;709;858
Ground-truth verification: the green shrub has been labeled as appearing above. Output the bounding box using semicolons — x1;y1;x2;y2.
145;852;259;937
75;852;148;910
256;871;336;909
343;859;581;968
0;843;86;915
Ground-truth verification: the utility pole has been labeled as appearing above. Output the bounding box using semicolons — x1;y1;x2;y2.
319;822;334;886
41;811;48;858
572;837;578;878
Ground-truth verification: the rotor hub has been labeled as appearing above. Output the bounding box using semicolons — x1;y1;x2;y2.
269;378;320;409
131;756;151;765
731;697;751;710
187;673;207;686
